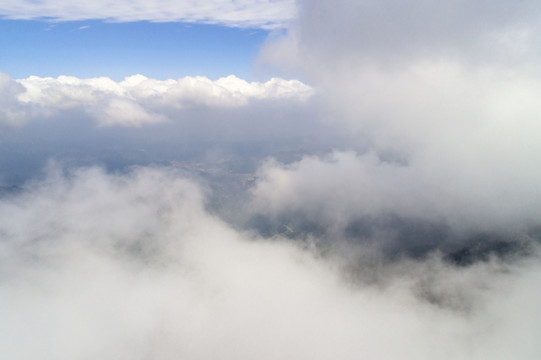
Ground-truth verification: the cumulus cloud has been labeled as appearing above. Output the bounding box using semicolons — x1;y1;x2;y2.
0;0;296;29
1;165;541;359
1;73;312;127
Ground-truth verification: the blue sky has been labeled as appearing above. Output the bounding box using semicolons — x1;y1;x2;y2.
0;19;270;80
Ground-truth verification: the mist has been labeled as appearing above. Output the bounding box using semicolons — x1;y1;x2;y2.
1;166;541;359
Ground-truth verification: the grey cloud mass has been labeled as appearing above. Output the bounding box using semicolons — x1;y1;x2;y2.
0;72;32;127
256;0;541;241
265;0;541;66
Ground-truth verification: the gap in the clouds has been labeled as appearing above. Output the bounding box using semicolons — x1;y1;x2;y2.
0;114;538;274
0;19;269;81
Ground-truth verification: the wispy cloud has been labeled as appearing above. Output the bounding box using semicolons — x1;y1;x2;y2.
0;0;297;29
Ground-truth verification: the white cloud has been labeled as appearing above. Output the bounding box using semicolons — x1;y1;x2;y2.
251;148;541;234
2;73;312;127
0;0;296;29
1;165;541;359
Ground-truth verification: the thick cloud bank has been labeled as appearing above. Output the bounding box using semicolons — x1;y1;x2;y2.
256;0;541;241
0;0;296;29
1;166;541;359
0;73;312;127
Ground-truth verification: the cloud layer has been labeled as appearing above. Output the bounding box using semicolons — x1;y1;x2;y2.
0;0;296;29
1;166;541;359
2;1;541;357
0;73;312;127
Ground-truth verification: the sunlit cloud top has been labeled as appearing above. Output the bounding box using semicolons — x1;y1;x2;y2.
0;0;297;29
0;72;313;127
